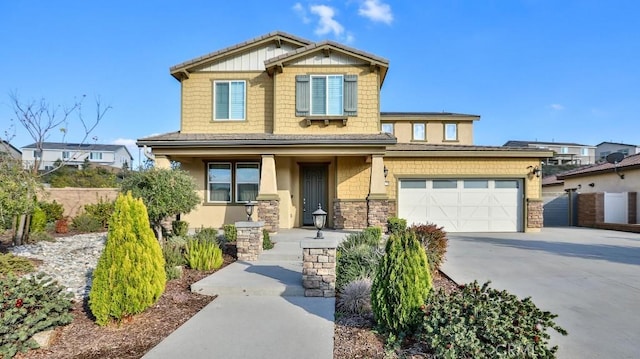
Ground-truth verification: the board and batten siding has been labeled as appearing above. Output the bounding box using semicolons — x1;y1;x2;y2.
195;43;299;72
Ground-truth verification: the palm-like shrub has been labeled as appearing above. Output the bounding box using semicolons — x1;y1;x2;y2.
371;229;432;335
89;192;166;326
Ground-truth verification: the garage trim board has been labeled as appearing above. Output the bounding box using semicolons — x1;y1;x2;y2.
398;178;524;232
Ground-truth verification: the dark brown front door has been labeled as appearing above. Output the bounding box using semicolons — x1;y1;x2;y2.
301;164;328;226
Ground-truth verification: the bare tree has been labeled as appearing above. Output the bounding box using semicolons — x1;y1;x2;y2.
5;92;110;244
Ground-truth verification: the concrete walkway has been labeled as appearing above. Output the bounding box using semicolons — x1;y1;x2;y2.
143;228;351;359
442;227;640;359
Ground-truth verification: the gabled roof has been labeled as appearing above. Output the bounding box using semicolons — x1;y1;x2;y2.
264;40;389;84
1;140;21;155
556;152;640;179
21;142;133;159
504;140;593;147
170;31;313;80
542;175;564;186
595;141;639;147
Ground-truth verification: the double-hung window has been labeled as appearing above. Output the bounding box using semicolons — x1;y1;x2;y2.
444;123;458;141
207;162;260;203
90;152;102;160
381;123;394;134
295;74;357;116
62;151;70;159
413;123;426;141
213;80;246;121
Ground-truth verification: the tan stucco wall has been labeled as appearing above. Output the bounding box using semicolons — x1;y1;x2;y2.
384;157;542;200
336;156;371;199
562;169;640;194
388;121;474;144
180;71;273;134
273;65;380;134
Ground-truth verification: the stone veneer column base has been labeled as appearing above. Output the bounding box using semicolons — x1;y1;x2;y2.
258;200;279;233
301;239;337;297
333;199;367;229
367;199;390;233
526;199;543;230
235;221;264;261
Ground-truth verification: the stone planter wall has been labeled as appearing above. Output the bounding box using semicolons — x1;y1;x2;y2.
300;239;338;297
235;221;264;261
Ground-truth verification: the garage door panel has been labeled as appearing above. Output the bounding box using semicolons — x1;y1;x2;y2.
399;179;523;233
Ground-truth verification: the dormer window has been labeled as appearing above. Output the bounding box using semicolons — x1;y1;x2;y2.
213;80;246;121
296;74;357;117
444;123;458;141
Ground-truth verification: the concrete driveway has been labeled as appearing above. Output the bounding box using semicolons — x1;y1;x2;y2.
441;227;640;359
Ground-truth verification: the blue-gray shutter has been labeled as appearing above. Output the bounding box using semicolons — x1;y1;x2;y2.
343;75;357;116
296;75;310;116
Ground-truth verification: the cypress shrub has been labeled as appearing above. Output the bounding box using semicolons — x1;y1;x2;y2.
89;192;166;326
223;224;237;242
371;229;432;335
171;220;189;237
387;217;407;235
29;206;47;233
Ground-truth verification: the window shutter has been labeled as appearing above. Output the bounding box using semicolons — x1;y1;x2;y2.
295;75;310;116
344;74;357;116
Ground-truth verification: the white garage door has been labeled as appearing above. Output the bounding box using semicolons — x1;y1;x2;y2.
398;179;523;232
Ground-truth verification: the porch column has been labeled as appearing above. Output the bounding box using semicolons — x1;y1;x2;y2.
367;155;389;232
154;155;171;169
257;155;279;233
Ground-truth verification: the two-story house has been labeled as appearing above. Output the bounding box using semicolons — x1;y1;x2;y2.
596;141;640;162
138;31;551;233
504;140;596;165
21;142;133;170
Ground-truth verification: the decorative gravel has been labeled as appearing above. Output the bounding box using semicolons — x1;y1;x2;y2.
10;233;106;300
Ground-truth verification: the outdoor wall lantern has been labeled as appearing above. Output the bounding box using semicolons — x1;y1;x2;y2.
312;203;327;239
244;200;256;221
383;165;389;178
527;165;541;178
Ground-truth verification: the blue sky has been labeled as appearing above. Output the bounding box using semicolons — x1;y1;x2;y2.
1;1;639;166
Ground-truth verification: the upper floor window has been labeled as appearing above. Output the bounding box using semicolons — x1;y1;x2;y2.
413;123;426;141
33;150;41;159
444;123;458;141
296;74;357;117
62;151;70;159
90;152;102;160
381;123;394;134
581;148;589;156
213;80;246;121
560;147;569;154
620;149;629;156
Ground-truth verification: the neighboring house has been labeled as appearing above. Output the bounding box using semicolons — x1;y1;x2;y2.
21;142;133;170
138;31;552;233
504;140;596;165
556;153;640;226
0;140;22;160
595;141;640;162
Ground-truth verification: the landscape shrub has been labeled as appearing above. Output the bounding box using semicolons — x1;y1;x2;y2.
84;198;115;229
0;273;73;358
55;217;69;234
29;206;47;233
419;281;568;358
223;224;237;242
163;241;186;280
336;277;373;315
387;217;407;235
0;253;35;276
71;213;103;233
336;231;383;291
411;223;448;272
262;229;274;250
193;227;220;244
26;231;54;243
371;229;432;335
184;238;224;271
89;192;166;326
38;200;64;223
362;226;382;242
171;220;189;237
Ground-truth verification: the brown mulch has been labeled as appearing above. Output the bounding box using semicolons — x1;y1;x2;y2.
333;271;459;359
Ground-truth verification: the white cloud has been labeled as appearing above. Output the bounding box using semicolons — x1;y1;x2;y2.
310;5;344;37
112;138;137;148
358;0;393;25
292;2;310;24
550;104;564;110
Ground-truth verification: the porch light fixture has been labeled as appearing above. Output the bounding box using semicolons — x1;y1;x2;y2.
527;165;541;178
383;166;389;178
244;200;256;221
312;203;327;239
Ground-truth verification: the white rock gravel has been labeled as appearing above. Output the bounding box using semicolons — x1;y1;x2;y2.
10;233;106;300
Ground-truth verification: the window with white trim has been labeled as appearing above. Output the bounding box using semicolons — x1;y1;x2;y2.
295;74;357;116
444;123;457;141
413;123;426;141
381;123;394;134
89;152;102;160
207;162;260;203
581;148;589;156
213;80;246;121
62;151;70;159
311;75;343;115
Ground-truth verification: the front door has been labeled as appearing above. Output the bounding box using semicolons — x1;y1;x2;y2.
301;164;328;226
